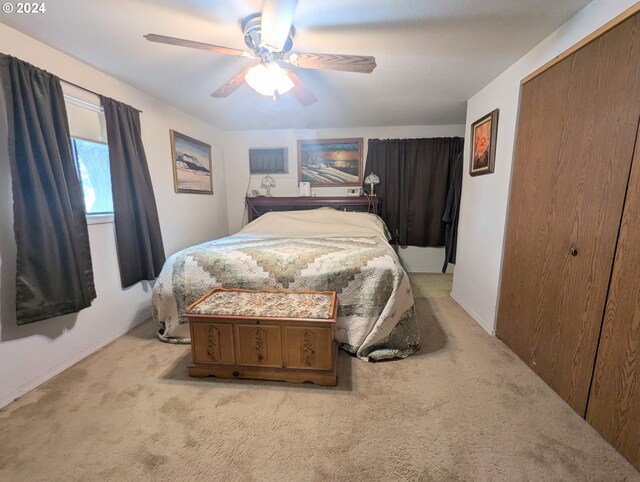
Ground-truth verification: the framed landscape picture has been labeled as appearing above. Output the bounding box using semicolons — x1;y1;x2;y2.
297;138;363;187
170;130;213;194
469;109;499;176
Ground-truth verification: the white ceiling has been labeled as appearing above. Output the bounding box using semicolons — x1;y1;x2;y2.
2;0;591;130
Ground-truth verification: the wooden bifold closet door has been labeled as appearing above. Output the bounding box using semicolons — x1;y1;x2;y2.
496;12;640;418
586;123;640;468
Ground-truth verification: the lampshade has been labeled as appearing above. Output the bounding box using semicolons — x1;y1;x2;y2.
365;172;380;196
261;175;276;196
261;175;276;187
245;62;294;97
364;172;380;185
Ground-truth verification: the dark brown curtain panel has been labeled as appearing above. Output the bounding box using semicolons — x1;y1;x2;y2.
0;54;96;324
366;137;464;248
100;96;165;288
366;139;405;244
442;151;464;272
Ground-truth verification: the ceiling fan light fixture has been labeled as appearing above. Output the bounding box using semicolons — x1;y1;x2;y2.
245;62;294;97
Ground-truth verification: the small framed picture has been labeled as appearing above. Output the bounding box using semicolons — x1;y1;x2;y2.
170;130;213;194
469;109;499;176
297;138;363;187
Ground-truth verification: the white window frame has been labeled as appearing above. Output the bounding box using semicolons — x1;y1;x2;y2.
64;90;114;224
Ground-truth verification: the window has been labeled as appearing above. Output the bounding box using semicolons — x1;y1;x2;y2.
70;138;113;214
249;147;288;174
63;84;113;215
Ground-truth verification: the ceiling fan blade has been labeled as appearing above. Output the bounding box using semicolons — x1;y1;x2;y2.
211;68;252;98
144;34;254;58
285;71;317;106
286;52;377;73
260;0;298;51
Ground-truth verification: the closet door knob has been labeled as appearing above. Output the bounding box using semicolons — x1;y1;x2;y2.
569;247;578;257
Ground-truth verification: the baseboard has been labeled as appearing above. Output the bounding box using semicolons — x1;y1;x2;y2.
0;318;147;410
449;291;496;336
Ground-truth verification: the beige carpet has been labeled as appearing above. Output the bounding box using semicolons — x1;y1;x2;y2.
0;274;638;481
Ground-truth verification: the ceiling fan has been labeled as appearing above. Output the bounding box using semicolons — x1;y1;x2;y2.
144;0;377;106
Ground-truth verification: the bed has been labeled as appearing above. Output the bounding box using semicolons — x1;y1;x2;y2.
152;207;418;361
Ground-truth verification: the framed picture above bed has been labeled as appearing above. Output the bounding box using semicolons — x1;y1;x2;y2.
297;138;363;187
170;129;213;194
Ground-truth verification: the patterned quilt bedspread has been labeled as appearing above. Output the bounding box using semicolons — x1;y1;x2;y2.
152;211;419;361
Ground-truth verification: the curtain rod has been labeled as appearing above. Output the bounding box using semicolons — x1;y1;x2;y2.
61;79;143;114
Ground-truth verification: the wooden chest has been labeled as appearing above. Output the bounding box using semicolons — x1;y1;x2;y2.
185;288;338;386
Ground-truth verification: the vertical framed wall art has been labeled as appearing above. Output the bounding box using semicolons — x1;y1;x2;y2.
170;129;213;194
469;109;499;176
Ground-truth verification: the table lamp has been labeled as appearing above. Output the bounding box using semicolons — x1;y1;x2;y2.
365;172;380;196
261;175;276;197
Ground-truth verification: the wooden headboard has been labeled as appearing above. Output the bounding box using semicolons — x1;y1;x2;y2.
245;196;380;223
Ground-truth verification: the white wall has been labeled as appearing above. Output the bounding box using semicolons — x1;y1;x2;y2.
0;24;228;408
451;0;639;335
222;125;464;273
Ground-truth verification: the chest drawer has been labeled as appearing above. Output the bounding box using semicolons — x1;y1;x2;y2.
235;323;283;368
283;326;334;370
190;322;235;365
